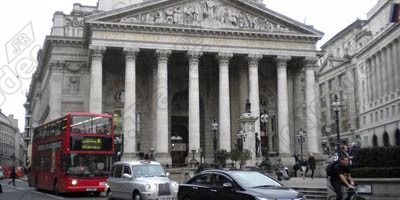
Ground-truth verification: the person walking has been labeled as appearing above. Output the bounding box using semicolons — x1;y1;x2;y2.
308;153;316;178
8;167;17;186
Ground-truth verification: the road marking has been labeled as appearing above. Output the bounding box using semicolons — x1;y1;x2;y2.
31;191;65;199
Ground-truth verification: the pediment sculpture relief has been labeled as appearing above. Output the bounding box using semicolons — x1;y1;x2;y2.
120;0;295;33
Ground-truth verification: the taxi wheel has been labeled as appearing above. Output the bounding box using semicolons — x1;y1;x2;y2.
133;192;142;200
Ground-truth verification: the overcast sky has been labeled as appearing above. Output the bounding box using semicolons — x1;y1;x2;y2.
0;0;378;130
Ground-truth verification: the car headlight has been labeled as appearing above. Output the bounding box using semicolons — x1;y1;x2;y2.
71;179;78;186
145;184;152;191
171;181;179;193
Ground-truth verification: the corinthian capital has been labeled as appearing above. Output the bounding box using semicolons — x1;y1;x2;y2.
248;54;263;66
186;51;203;64
123;47;139;60
304;57;319;70
217;52;233;65
156;49;172;63
275;55;291;69
89;45;106;59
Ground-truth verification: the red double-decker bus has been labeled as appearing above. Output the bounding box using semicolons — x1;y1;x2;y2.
30;112;114;195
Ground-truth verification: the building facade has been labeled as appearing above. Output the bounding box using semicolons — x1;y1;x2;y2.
25;0;323;166
319;0;400;151
0;110;23;166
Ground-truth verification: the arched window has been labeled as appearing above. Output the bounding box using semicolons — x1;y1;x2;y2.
395;129;400;146
372;134;378;147
383;131;390;147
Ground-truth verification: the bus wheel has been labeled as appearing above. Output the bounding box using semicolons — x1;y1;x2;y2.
53;181;60;196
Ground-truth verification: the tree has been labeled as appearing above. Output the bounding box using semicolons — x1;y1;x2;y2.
229;149;252;169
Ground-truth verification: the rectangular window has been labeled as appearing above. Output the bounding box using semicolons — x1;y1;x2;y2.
386;108;389;118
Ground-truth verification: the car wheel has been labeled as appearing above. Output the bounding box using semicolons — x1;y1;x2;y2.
133;191;142;200
106;189;114;200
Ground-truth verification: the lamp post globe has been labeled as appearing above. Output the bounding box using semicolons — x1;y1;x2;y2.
211;119;219;167
260;110;269;156
296;128;306;162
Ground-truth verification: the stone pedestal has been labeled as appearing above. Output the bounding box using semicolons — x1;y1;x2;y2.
239;112;258;166
121;153;138;161
155;153;172;166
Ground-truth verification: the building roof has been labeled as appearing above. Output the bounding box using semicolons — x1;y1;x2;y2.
320;19;366;49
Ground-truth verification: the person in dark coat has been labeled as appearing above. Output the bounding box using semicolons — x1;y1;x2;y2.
8;167;17;186
308;153;316;178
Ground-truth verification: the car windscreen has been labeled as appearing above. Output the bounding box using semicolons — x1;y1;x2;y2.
229;171;281;188
132;164;166;178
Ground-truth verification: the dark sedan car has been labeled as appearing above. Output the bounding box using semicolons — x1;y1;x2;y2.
178;169;305;200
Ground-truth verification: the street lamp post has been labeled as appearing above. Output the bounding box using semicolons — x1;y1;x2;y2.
296;128;307;161
332;94;342;154
260;110;269;157
211;119;219;167
237;128;247;168
149;147;155;160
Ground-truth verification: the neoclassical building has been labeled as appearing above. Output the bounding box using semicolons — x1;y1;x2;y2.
319;0;400;150
26;0;323;165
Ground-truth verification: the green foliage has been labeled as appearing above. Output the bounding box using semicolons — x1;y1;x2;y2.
352;167;400;178
229;149;252;166
351;146;400;178
229;149;242;162
352;146;400;168
215;149;230;167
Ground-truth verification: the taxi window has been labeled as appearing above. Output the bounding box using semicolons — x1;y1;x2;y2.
123;165;131;175
111;165;123;178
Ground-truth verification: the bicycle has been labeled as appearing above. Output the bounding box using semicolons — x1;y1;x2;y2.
328;185;367;200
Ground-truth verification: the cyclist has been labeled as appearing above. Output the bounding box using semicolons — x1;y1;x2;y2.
329;155;355;200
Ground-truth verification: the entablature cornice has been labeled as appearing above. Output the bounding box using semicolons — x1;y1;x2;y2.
86;21;320;42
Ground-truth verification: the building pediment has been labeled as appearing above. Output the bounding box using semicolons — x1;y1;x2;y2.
86;0;323;38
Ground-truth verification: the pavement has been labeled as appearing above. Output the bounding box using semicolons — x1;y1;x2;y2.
282;177;328;188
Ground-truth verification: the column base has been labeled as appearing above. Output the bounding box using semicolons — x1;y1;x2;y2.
154;153;172;167
121;153;138;161
278;153;296;167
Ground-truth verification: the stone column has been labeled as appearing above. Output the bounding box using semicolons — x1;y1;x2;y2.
389;43;396;95
376;51;384;98
218;52;233;152
248;54;263;156
155;49;172;164
187;51;202;153
305;57;320;154
276;55;291;155
48;61;64;120
386;45;393;95
372;55;377;103
394;40;400;93
366;59;372;104
381;48;388;97
89;45;106;113
122;48;139;160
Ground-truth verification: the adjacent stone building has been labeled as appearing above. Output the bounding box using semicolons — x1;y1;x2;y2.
319;0;400;151
25;0;323;166
0;110;24;166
